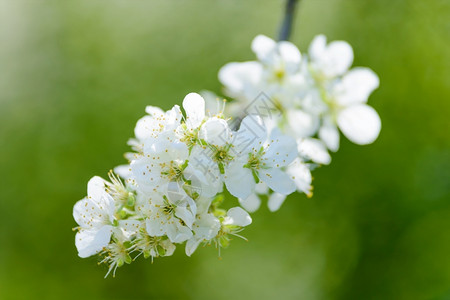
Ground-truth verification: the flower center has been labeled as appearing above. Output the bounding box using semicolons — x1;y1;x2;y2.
180;129;198;148
106;171;133;205
244;147;266;170
274;68;285;81
248;154;261;169
163;203;176;215
162;197;177;215
213;147;233;164
161;161;184;181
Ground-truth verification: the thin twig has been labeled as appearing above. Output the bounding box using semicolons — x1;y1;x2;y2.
278;0;300;41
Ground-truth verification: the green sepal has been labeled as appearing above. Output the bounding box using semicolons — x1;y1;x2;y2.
118;210;127;219
218;162;225;174
126;193;136;207
157;245;166;257
219;235;230;248
181;159;189;171
116;258;124;268
191;191;200;200
213;208;226;218
252;170;260;183
124;254;132;264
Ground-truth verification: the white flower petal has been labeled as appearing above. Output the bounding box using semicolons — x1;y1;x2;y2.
147;138;188;162
286;109;320;138
239;193;261;213
73;194;115;229
184;150;222;198
130;158;163;191
135;106;181;141
195;196;214;215
268;193;287;212
251;35;277;63
185;238;202;257
308;34;327;62
113;164;132;179
335;67;380;106
134;115;160;140
337;104;381;145
165;105;183;128
218;62;263;98
278;41;301;73
145;106;165;116
254;182;269;194
163;240;176;256
233;115;267;154
224;161;255;199
324;40;354;77
146;216;167;237
309;35;353;78
199;117;232;147
185;212;220;256
183;93;205;128
200;90;222;116
175;206;195;229
87;176;107;202
297;138;331;165
287;158;312;195
259;168;296;195
223;207;252;227
117;220;141;240
193;213;220;240
319;121;340;152
264;129;298;167
168;222;193;243
75;226;113;258
73;198;91;228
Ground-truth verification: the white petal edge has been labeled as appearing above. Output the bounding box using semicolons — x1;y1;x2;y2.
75;226;113;258
239;193;261;213
224;162;255;200
259;168;296;195
183;93;205;128
337;104;381;145
308;34;327;61
251;35;277;63
325;40;354;77
319;122;340;152
297;138;331;165
218;62;263;97
336;67;380;106
268;193;287;212
278;41;301;73
223;207;252;227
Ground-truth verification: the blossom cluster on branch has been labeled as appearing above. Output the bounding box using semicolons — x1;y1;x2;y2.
73;35;380;277
212;34;381;210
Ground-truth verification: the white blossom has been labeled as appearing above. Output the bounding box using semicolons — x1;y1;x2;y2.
131;105;182;153
222;207;252;227
73;32;381;276
73;176;139;258
224;116;297;199
306;34;381;150
185;213;220;256
131;135;190;193
137;189;195;243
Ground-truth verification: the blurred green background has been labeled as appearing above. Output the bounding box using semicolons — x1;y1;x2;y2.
0;0;449;299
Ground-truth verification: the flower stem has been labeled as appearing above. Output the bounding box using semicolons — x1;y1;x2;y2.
278;0;300;41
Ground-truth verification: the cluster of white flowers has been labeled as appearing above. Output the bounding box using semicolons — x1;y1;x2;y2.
73;34;381;277
74;92;300;276
214;34;381;210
